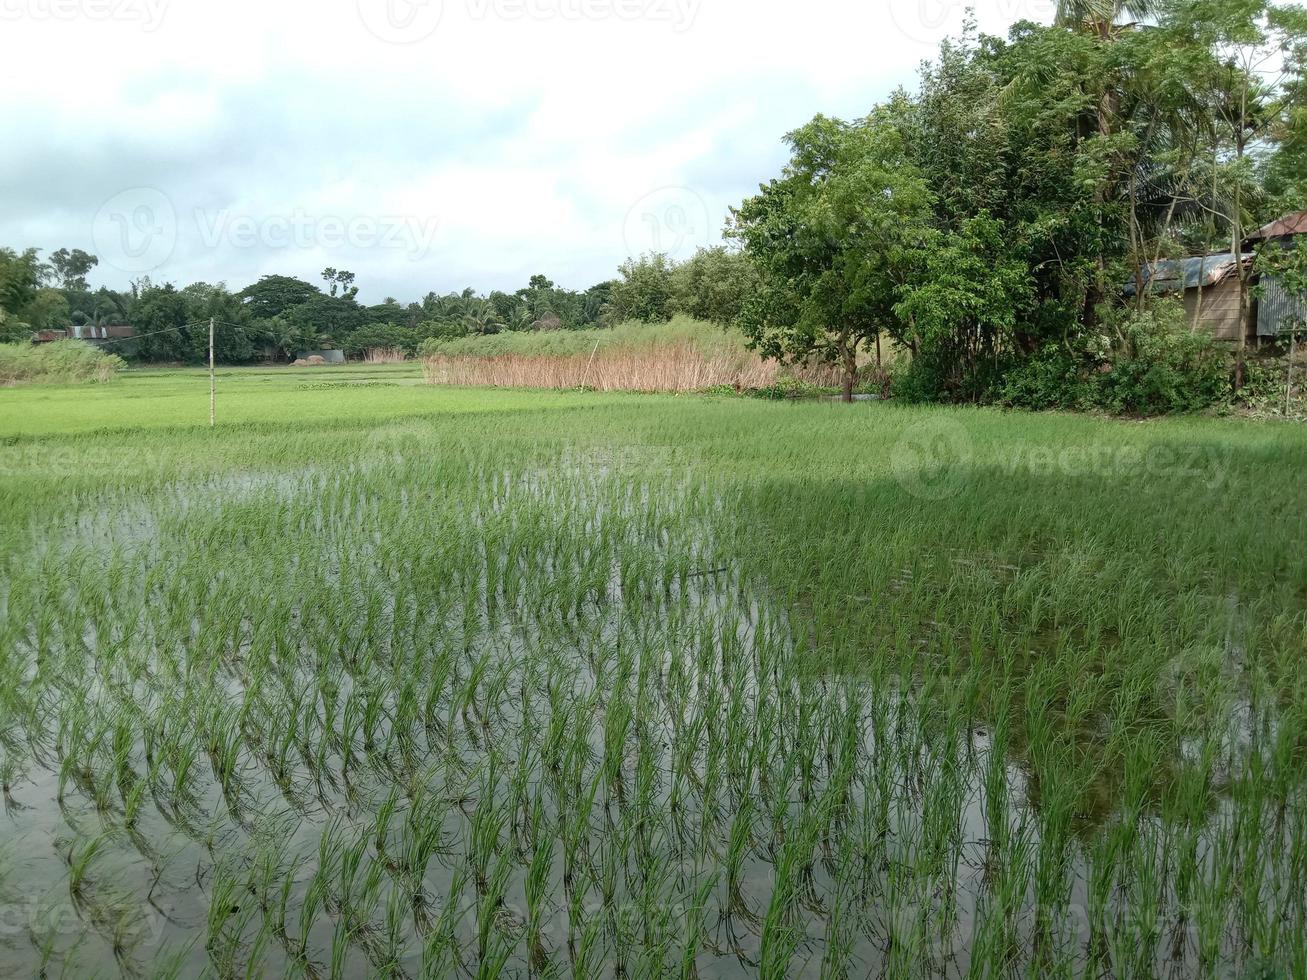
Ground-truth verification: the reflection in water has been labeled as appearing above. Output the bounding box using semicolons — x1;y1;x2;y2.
0;458;1297;977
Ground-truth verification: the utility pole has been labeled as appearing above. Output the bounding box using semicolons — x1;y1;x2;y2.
209;317;216;427
1287;330;1297;418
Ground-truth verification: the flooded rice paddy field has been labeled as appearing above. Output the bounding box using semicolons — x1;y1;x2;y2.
0;390;1305;978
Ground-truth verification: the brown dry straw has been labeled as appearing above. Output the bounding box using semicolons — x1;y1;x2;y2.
422;341;840;392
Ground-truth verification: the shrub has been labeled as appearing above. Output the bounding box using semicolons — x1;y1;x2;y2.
417;319;469;344
998;304;1228;415
0;313;34;344
749;375;833;400
998;346;1096;411
890;357;950;404
343;323;419;358
0;340;126;385
1095;305;1228;415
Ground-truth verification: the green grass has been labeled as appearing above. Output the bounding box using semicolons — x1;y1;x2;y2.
0;361;633;437
419;315;749;358
1;366;1304;977
0;339;124;386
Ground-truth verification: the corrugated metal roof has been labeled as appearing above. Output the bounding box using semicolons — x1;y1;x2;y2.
1248;211;1307;241
1123;252;1241;297
1257;275;1307;337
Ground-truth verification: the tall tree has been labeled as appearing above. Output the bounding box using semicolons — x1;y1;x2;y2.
321;268;359;300
48;248;99;291
0;247;48;319
238;275;322;320
731;111;933;401
669;247;760;326
609;254;676;324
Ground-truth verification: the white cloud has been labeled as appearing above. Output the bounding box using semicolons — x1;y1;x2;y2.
0;0;1050;299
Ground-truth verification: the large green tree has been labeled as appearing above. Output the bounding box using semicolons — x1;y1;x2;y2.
731;112;933;401
238;275;322;320
0;247;47;322
669;247;760;326
609;253;676;324
48;248;99;291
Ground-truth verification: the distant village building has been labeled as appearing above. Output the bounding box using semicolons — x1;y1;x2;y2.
1123;210;1307;342
1246;210;1307;339
34;324;135;346
1123;253;1250;341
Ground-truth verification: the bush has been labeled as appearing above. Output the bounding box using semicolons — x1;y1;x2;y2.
343;323;419;358
1095;305;1228;415
417;319;469;343
999;303;1228;415
0;313;34;344
749;375;833;400
0;340;126;385
998;347;1096;411
889;357;951;404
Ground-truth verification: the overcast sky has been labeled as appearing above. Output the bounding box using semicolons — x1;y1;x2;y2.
1;0;1054;303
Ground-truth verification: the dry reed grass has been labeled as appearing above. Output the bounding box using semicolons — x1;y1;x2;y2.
363;347;409;364
422;341;842;392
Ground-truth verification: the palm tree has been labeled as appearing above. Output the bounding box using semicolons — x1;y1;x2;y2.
463;306;503;335
1055;0;1157;38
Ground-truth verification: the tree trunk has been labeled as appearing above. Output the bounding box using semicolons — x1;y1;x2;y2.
1285;331;1295;417
1232;80;1249;391
1081;59;1118;332
840;336;857;403
1234;238;1249;391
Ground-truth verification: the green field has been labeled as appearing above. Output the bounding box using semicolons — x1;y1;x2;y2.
1;367;1305;978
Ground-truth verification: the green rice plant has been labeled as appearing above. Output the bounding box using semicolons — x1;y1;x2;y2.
67;830;114;901
1;367;1305;977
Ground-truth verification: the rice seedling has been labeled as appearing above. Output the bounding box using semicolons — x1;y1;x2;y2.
0;368;1303;976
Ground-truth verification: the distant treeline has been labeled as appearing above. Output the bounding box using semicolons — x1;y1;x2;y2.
0;247;755;365
3;0;1304;416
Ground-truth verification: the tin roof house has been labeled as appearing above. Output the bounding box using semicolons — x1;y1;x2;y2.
33;324;135;346
1123;252;1253;342
1123;211;1307;342
1247;210;1307;339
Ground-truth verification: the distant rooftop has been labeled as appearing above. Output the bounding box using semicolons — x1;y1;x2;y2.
1247;210;1307;241
1123;252;1244;297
